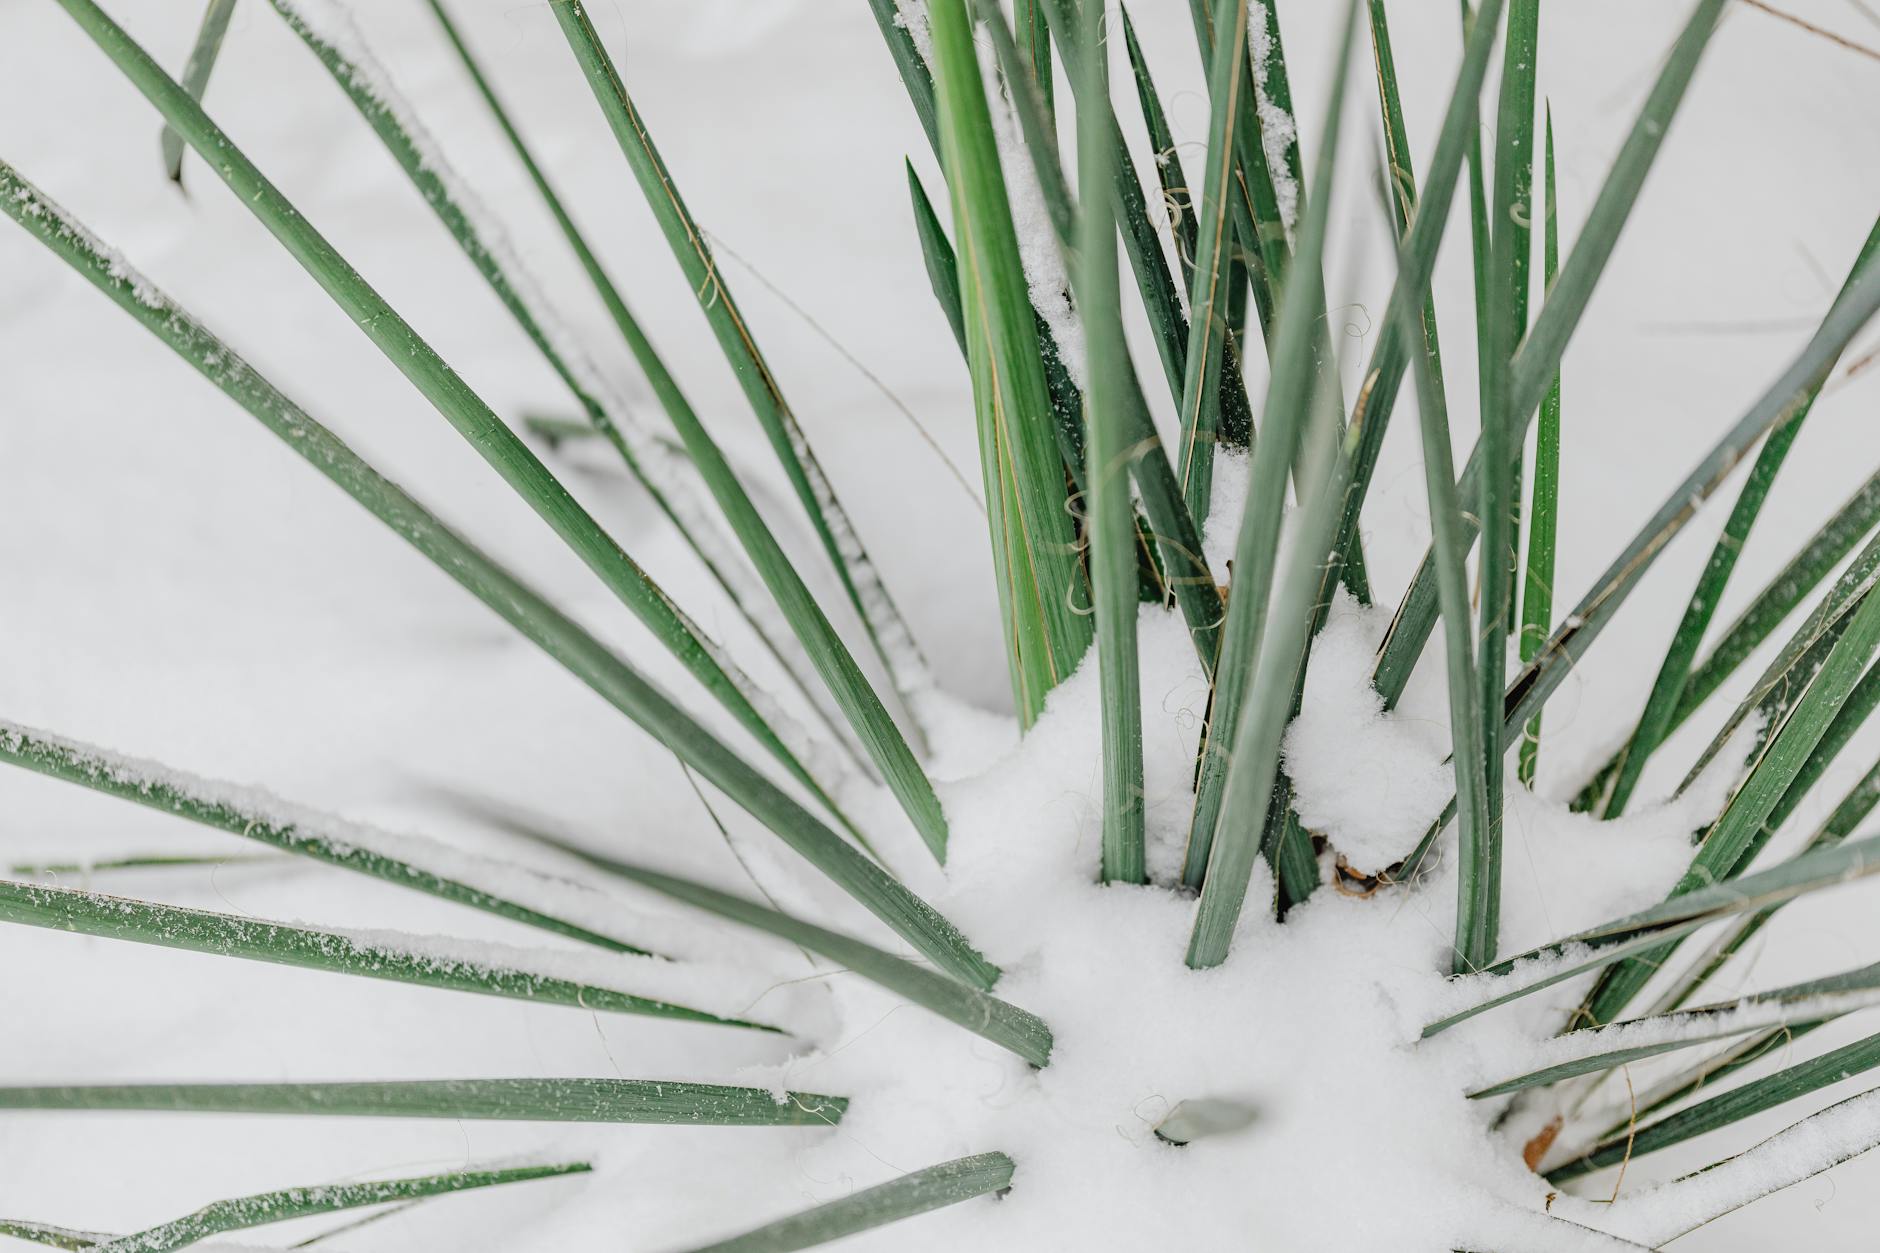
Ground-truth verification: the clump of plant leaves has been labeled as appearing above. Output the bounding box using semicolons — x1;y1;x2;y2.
3;0;1880;1246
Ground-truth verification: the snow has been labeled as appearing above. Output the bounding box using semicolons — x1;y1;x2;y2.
1284;590;1454;873
3;0;1880;1250
1201;444;1250;575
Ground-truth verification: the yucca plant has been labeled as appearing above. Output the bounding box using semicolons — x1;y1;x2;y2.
4;0;1880;1248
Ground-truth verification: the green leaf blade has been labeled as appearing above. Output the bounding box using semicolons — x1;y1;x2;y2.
96;1162;590;1253
925;0;1093;725
0;878;773;1031
683;1152;1015;1253
0;1079;848;1126
544;842;1054;1067
1078;0;1145;886
160;0;235;184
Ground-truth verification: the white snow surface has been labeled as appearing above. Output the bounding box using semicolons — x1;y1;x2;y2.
4;1;1880;1251
1284;591;1455;873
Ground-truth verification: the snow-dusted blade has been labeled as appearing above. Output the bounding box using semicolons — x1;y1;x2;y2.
0;721;673;955
1568;1088;1880;1243
1575;462;1880;812
0;877;780;1031
1424;834;1880;1035
0;1217;110;1250
536;838;1053;1067
1678;514;1880;799
1660;1090;1880;1239
1470;961;1880;1098
0;1079;848;1126
91;1161;588;1253
1174;0;1262;525
900;91;1223;679
681;1152;1014;1252
910;0;1095;725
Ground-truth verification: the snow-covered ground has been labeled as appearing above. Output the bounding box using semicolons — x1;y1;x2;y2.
2;0;1879;1248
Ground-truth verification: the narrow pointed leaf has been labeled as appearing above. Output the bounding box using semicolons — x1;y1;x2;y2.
1509;0;1729;418
8;853;281;878
1174;0;1256;523
1187;0;1366;597
1183;0;1502;891
0;1079;848;1126
684;1152;1014;1253
0;878;771;1030
1121;6;1198;294
908;161;969;356
1575;459;1880;813
1470;959;1880;1098
1678;503;1880;800
1586;586;1880;1015
947;3;1092;500
904;28;1221;675
0;1219;104;1250
1517;107;1561;785
0;720;656;955
1676;467;1880;722
161;0;235;184
1640;653;1880;1018
1599;1087;1880;1244
1488;0;1540;624
1549;1029;1880;1183
1401;263;1492;977
1603;416;1809;814
1674;744;1880;1001
1034;0;1256;443
537;839;1053;1067
924;0;1092;724
1458;0;1545;969
1423;833;1880;1035
1582;580;1880;1024
976;0;1072;245
1601;1019;1825;1139
94;1162;588;1253
866;0;939;153
1077;0;1144;885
